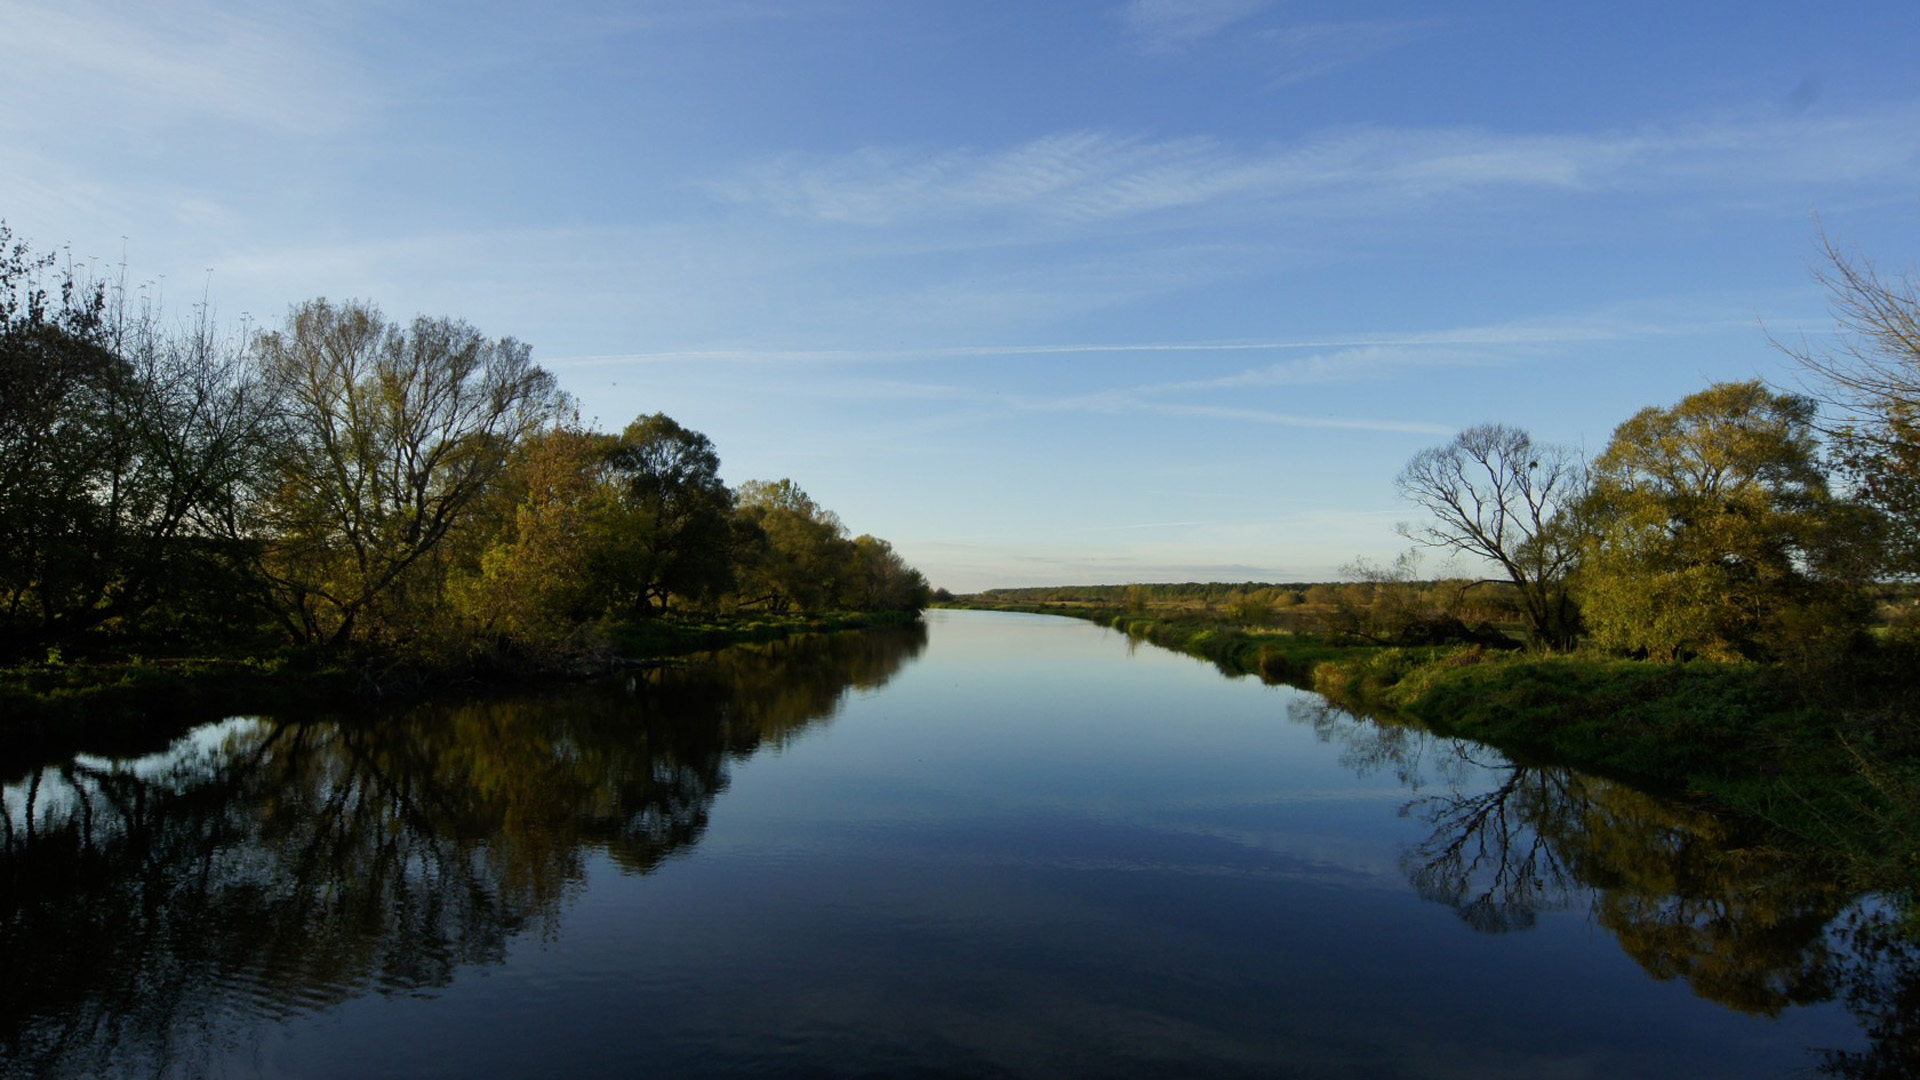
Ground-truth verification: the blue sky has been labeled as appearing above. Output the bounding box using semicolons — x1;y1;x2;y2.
6;0;1920;590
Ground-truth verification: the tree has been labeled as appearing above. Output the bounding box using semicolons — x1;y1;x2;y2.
1576;381;1871;662
457;422;619;641
1396;424;1587;648
0;225;274;657
0;224;116;654
730;479;855;612
1780;233;1920;579
599;413;735;616
849;534;931;612
253;298;561;646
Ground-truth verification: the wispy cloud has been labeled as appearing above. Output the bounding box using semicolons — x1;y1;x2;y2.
715;105;1920;228
540;303;1746;370
715;132;1243;226
990;385;1453;435
1256;19;1444;88
0;1;366;133
1147;403;1455;435
1140;345;1494;393
1119;2;1440;86
1119;0;1272;51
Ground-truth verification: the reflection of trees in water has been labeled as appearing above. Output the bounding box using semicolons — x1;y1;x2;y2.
1577;780;1842;1018
1292;695;1879;1037
1401;759;1583;934
0;622;926;1078
1820;906;1920;1078
1292;696;1589;933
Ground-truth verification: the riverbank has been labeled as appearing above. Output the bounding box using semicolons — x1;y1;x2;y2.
0;609;924;758
943;598;1920;899
1307;644;1920;879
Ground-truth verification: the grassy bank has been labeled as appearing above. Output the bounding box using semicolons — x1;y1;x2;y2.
1308;643;1920;896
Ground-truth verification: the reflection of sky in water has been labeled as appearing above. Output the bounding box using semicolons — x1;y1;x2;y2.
7;716;268;819
0;611;1884;1078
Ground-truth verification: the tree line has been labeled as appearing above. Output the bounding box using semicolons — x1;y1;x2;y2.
1391;236;1919;665
0;224;929;666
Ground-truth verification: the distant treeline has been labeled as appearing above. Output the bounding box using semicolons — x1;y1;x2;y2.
0;223;928;669
970;579;1537;647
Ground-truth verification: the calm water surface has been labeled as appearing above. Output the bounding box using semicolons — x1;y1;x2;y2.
3;610;1910;1078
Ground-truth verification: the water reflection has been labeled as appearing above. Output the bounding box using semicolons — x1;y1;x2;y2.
1822;907;1920;1078
0;624;927;1079
1290;693;1905;1068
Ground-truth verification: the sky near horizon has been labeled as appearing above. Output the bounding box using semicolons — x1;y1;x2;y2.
6;0;1920;591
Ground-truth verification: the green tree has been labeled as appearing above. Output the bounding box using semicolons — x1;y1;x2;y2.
457;423;619;641
1396;423;1587;648
731;479;855;612
849;534;931;612
599;413;735;616
1577;381;1871;662
253;298;561;646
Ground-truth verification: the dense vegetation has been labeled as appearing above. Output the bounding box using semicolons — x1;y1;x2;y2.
0;223;930;712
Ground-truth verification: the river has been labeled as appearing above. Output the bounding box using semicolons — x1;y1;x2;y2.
2;609;1907;1077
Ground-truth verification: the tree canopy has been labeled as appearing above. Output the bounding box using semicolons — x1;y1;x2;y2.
1576;381;1872;662
599;413;735;616
253;298;564;646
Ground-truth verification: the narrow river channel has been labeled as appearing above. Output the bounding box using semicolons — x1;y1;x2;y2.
2;609;1905;1078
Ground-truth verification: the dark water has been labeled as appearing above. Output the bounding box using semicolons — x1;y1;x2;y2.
3;610;1913;1078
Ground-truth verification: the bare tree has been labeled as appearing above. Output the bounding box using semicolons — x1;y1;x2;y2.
1785;231;1920;423
1779;232;1920;577
1395;424;1587;648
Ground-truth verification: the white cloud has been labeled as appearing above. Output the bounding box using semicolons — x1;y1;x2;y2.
1142;345;1495;393
539;300;1752;371
1255;20;1442;88
999;387;1453;435
0;1;368;133
715;105;1920;229
1119;0;1272;51
1119;2;1440;86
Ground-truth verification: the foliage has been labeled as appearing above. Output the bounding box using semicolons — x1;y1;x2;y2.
456;423;618;642
1577;380;1875;663
598;413;736;616
731;479;857;613
1311;552;1516;649
252;299;564;646
849;534;933;612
